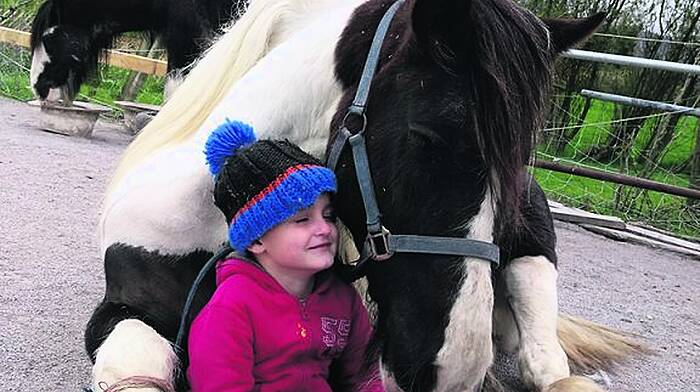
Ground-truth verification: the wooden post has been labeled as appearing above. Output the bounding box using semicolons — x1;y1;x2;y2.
119;38;164;101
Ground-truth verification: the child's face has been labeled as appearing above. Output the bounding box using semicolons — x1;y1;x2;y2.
255;194;338;276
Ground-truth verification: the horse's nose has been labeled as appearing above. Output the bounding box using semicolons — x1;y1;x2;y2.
35;83;50;99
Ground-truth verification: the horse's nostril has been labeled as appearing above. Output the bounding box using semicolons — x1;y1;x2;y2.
35;84;49;99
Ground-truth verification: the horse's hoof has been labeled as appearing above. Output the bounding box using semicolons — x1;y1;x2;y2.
544;376;605;392
480;370;505;392
132;112;155;133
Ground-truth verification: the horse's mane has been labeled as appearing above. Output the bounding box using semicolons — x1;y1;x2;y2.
107;0;295;192
30;0;54;51
338;0;553;228
462;0;552;226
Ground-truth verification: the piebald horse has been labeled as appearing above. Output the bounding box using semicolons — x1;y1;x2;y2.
29;0;248;101
89;0;644;391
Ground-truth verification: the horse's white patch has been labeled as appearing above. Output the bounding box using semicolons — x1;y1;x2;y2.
29;42;50;93
434;189;496;391
504;255;570;390
380;359;404;392
43;26;57;36
46;87;62;101
101;0;362;256
92;319;177;392
191;0;362;157
30;37;65;101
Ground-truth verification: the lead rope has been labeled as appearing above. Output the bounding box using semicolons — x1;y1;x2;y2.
174;244;233;353
97;376;175;392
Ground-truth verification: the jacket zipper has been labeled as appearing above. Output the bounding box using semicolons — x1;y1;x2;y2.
299;298;310;387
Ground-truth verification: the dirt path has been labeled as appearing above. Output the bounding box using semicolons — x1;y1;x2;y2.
0;97;697;391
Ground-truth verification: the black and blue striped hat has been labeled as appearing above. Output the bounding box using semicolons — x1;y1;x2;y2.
204;120;337;251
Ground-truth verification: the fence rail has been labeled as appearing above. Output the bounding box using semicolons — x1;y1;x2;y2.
0;26;167;76
580;89;700;117
533;159;700;200
563;49;700;76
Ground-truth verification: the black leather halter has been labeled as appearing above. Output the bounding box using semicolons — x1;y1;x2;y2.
327;0;500;280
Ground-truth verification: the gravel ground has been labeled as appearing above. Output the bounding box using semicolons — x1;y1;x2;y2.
0;97;697;391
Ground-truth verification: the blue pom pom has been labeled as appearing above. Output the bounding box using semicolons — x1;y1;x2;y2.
204;119;257;175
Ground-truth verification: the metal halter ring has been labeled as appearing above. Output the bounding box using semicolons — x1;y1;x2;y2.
341;110;367;135
367;226;394;261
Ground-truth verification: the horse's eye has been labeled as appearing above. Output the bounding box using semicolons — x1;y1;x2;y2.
408;122;448;147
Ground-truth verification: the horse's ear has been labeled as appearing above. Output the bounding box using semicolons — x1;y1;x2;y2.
411;0;473;57
543;12;606;54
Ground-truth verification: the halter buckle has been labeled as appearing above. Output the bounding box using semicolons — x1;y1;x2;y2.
367;226;394;261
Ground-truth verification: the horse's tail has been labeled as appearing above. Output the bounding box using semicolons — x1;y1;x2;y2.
108;0;293;192
558;314;651;373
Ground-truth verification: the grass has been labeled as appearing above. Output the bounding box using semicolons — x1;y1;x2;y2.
563;99;617;159
537;95;699;237
0;46;34;100
534;166;699;238
79;66;165;106
0;44;165;108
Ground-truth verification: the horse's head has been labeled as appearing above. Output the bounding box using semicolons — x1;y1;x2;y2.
30;1;95;102
331;0;603;389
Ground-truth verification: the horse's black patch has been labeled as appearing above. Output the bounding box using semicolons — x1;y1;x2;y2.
85;243;215;363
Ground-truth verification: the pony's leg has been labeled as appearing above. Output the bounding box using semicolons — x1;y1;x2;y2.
504;255;582;391
492;276;519;354
435;259;494;392
91;319;177;392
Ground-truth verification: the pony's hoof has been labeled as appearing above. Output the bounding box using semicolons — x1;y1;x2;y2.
544;376;605;392
132;112;155;133
480;370;505;392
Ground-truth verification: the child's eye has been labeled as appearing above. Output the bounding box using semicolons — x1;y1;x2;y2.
324;212;337;222
294;217;309;223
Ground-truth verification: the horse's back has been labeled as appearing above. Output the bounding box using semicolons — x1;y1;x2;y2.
101;143;227;256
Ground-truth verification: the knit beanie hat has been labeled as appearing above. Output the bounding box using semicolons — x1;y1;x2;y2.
204;120;337;251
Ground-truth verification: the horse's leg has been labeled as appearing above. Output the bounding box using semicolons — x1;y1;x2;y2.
504;255;603;392
90;318;177;392
492;276;519;354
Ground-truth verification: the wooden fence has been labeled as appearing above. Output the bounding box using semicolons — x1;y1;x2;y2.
0;26;167;76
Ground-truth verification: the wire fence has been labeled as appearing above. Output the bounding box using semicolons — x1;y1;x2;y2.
536;85;699;239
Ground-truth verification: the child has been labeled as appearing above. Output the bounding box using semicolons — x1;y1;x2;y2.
187;120;383;391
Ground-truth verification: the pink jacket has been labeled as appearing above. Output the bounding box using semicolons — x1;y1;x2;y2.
187;258;383;391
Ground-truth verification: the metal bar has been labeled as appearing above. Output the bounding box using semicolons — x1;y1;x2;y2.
533;159;700;200
580;89;700;117
563;49;700;76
